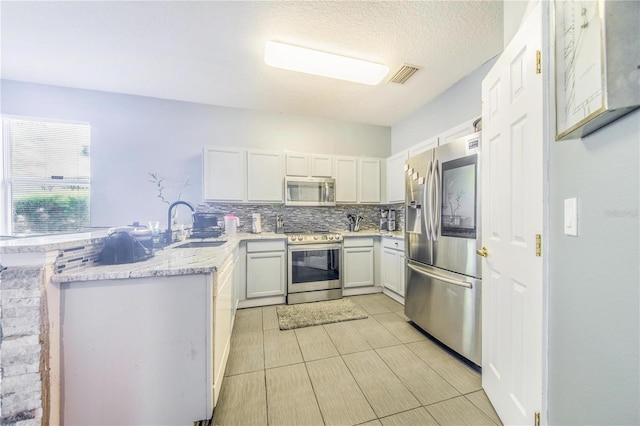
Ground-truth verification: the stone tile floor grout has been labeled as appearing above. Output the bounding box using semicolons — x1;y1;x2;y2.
214;294;502;426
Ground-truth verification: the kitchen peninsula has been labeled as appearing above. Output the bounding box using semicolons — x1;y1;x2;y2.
0;231;283;425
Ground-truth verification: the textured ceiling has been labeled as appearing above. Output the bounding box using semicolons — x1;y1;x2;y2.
0;1;504;126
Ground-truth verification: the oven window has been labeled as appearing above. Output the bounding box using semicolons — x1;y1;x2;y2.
440;154;477;238
291;249;340;284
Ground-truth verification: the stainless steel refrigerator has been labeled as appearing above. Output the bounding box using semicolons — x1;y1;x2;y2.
404;132;482;366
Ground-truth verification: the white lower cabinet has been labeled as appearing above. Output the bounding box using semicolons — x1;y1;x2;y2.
381;238;405;298
61;269;233;425
343;237;375;288
212;250;238;409
246;240;286;298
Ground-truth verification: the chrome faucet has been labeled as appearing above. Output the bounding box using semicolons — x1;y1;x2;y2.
166;201;195;243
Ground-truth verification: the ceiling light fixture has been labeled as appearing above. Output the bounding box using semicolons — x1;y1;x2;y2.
264;41;389;85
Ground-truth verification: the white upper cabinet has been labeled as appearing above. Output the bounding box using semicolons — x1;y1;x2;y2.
203;147;245;201
247;150;284;202
408;136;438;157
310;154;333;177
359;158;381;203
437;118;477;146
285;152;333;177
386;151;408;204
335;156;383;204
285;152;309;176
335;156;358;203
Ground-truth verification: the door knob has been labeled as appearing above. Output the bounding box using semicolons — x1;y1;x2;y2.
476;247;489;257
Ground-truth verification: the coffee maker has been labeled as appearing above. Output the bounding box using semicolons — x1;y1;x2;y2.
379;208;396;231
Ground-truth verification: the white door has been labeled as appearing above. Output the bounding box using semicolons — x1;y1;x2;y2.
481;2;543;425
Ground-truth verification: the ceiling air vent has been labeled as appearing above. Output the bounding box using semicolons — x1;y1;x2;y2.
388;64;420;84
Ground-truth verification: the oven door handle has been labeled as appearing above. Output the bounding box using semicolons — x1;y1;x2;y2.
288;243;342;251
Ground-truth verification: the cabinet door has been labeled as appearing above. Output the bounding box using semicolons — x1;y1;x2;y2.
381;247;399;294
335;156;358;203
398;251;405;297
213;263;233;407
386;151;408;204
408;136;438;157
343;247;374;288
437;118;476;146
247;150;284;202
203;147;245;201
359;158;381;203
246;251;286;298
311;155;333;177
285;153;309;176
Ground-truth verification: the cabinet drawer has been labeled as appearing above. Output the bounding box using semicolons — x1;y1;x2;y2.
246;240;286;253
382;238;405;251
343;237;374;248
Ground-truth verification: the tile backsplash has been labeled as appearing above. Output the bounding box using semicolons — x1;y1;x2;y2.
200;203;404;234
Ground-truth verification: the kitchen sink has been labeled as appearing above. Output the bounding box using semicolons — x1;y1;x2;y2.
172;240;227;249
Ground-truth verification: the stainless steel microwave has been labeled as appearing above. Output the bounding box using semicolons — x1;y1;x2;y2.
284;177;336;206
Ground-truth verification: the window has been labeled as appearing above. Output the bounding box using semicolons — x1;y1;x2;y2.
1;117;90;235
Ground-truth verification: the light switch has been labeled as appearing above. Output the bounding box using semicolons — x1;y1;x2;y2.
564;198;578;236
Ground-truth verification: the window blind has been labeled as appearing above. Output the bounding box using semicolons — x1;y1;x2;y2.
3;117;91;235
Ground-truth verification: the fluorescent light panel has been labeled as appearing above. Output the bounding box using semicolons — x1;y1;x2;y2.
264;41;389;85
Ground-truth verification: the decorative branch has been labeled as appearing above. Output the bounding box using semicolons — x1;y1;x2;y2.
148;172;191;207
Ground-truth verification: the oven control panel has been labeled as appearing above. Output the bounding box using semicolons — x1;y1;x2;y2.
287;233;343;244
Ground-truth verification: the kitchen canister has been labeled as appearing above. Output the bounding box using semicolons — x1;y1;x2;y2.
252;213;262;233
224;214;239;237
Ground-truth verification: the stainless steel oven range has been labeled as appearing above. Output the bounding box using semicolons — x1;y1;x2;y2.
287;231;342;304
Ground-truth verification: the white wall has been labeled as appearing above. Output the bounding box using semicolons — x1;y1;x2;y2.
548;110;640;424
1;80;390;228
390;57;497;154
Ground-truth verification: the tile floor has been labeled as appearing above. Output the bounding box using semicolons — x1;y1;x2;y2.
212;293;502;426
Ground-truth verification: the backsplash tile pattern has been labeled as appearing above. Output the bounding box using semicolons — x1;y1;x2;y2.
54;242;105;274
202;203;405;234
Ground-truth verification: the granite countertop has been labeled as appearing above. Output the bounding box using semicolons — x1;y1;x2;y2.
340;230;404;239
9;229;403;283
50;232;288;283
0;229;111;254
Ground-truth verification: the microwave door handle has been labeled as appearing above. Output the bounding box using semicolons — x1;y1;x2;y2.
407;262;472;289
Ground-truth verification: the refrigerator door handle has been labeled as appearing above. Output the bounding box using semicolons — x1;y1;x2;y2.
431;159;441;241
424;159;433;239
407;262;473;289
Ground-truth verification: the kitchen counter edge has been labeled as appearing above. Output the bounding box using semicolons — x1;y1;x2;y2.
50;232;287;283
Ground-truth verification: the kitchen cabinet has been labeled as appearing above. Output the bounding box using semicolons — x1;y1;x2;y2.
381;237;405;300
359;158;382;203
212;252;235;408
335;156;358;202
311;154;333;177
203;146;245;201
60;266;236;425
246;240;286;298
386;151;408;204
247;149;284;202
343;237;375;288
437;118;476;146
335;156;383;204
285;152;333;177
408;136;438;157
